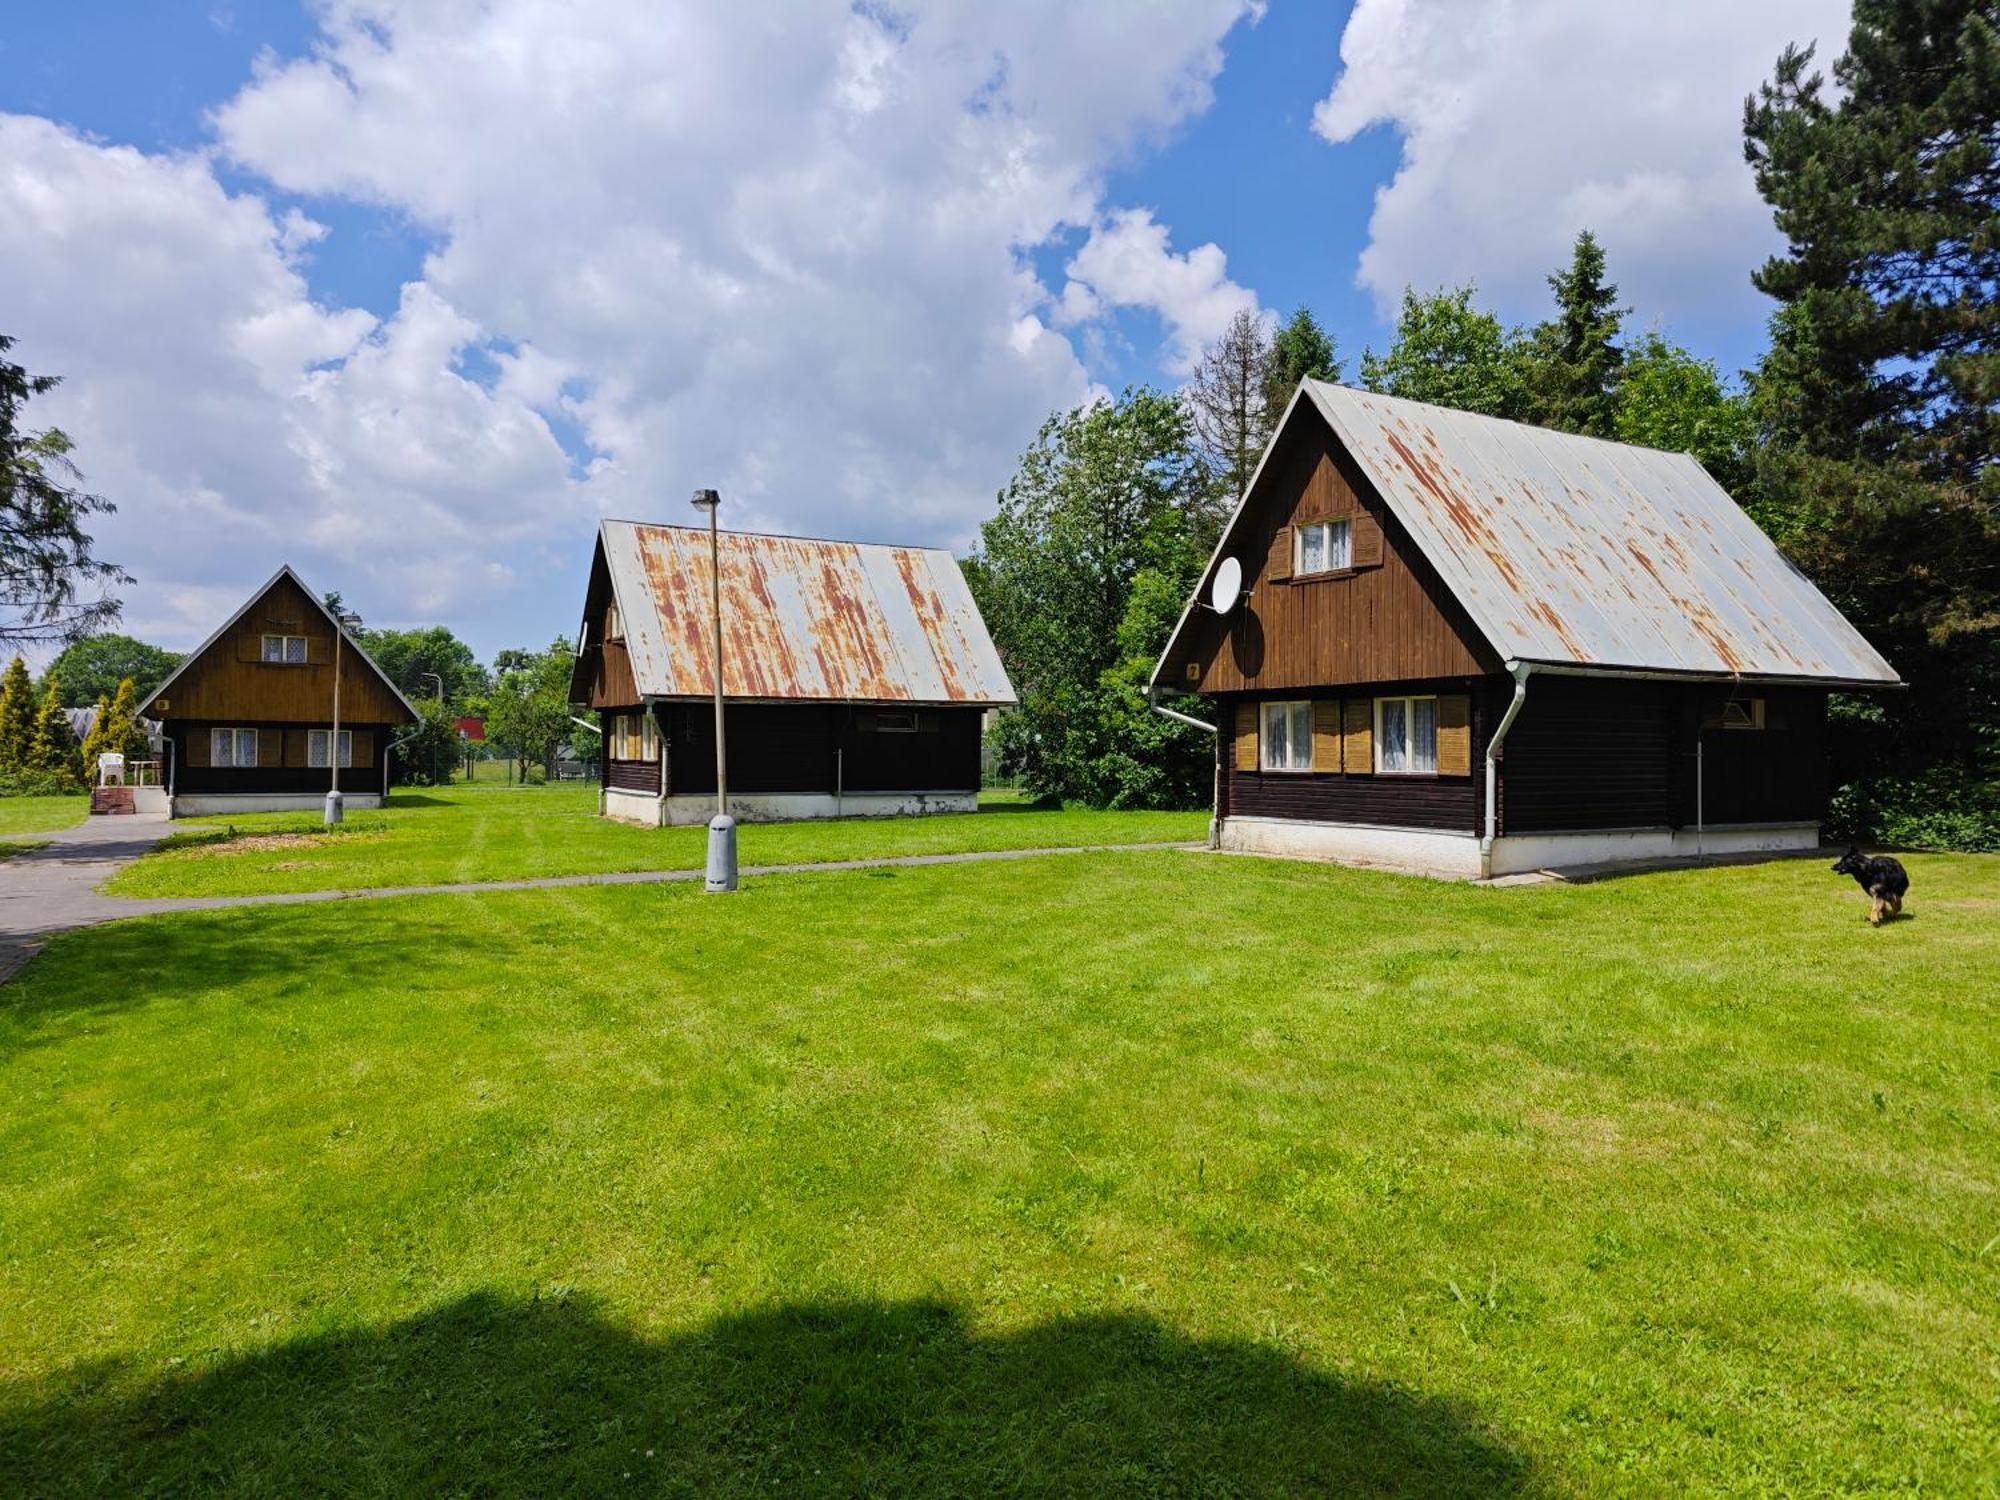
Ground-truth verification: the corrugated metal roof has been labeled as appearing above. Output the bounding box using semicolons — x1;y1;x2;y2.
1157;383;1896;685
597;521;1016;705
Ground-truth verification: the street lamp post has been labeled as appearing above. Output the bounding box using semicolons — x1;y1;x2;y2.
325;607;363;825
421;671;445;786
691;487;736;892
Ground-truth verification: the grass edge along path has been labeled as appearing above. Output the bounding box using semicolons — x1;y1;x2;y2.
102;783;1212;900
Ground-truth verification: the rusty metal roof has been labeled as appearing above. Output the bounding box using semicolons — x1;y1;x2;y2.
1307;384;1899;682
594;520;1016;705
1155;384;1898;687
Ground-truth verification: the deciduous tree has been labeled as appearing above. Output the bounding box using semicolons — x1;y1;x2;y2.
1359;288;1531;419
42;633;181;708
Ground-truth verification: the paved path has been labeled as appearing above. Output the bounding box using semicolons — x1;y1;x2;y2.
0;816;1201;981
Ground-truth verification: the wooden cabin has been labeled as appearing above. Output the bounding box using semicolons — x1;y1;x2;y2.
137;567;418;817
1152;384;1901;878
571;520;1016;826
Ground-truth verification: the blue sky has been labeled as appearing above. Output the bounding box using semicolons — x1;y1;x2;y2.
0;1;1845;659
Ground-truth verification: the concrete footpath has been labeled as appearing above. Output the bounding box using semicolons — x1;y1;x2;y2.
0;814;1201;982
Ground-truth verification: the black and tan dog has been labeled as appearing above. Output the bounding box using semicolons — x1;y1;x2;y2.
1832;846;1910;926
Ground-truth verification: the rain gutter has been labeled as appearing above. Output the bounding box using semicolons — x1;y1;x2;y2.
1149;685;1221;849
1480;662;1532;880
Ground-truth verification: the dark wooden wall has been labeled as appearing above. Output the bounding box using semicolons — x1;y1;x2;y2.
146;574;410;725
1220;676;1832;835
1219;678;1487;833
170;721;394;795
641;703;982;797
1164;417;1498;695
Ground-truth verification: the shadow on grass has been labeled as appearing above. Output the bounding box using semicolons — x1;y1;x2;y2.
0;1292;1530;1497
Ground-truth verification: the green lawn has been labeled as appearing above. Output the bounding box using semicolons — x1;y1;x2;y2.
102;783;1208;898
0;796;87;837
3;848;1995;1494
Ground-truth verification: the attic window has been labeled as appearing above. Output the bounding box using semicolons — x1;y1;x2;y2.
1720;697;1765;730
1296;519;1352;576
872;710;920;733
262;634;307;664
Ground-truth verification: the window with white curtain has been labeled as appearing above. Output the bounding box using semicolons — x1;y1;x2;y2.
1375;696;1438;774
210;728;258;767
1295;519;1352;576
307;729;353;768
262;634;308;663
1260;700;1313;771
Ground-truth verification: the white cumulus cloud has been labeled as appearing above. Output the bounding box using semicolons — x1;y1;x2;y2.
4;0;1263;654
1314;0;1851;343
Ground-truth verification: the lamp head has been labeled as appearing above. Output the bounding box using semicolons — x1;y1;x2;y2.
690;488;720;512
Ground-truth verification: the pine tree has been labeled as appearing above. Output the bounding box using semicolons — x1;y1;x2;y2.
1259;307;1342;422
1525;230;1626;437
27;674;76;782
1744;0;1998;480
0;655;33;772
1744;1;2000;785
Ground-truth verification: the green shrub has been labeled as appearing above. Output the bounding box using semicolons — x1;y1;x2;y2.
0;769;83;797
1827;767;2000;853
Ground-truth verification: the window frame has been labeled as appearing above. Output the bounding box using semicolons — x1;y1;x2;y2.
1719;697;1766;731
872;710;920;733
607;711;658;762
261;634;308;665
307;728;354;769
210;727;259;769
1259;699;1313;773
1293;518;1354;578
1374;695;1440;776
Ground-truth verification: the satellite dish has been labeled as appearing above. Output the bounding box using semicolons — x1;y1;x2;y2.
1208;556;1243;613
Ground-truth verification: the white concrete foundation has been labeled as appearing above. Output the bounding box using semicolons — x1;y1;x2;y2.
1218;816;1820;880
602;788;979;827
132;786;170;814
1483;822;1819;877
172;792;385;817
1219;816;1482;878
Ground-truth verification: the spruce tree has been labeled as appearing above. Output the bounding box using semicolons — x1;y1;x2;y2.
0;655;33;772
27;674;76;782
1259;307;1342;421
1526;230;1626;437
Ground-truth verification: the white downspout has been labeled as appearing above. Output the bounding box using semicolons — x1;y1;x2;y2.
1480;663;1533;880
1149;685;1220;849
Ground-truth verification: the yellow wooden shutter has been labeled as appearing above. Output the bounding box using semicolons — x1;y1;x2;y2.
1234;703;1258;772
256;728;280;767
1342;699;1373;773
186;730;210;768
1352;512;1384;569
1266;526;1292;583
1436;694;1471;776
1312;701;1341;772
351;729;373;766
283;729;306;768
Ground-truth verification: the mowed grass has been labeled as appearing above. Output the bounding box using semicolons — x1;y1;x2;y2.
103;783;1207;898
0;796;87;837
4;849;1996;1495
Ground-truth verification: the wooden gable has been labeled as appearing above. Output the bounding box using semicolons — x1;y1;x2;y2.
141;571;415;725
1159;411;1498;694
569;541;639;710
